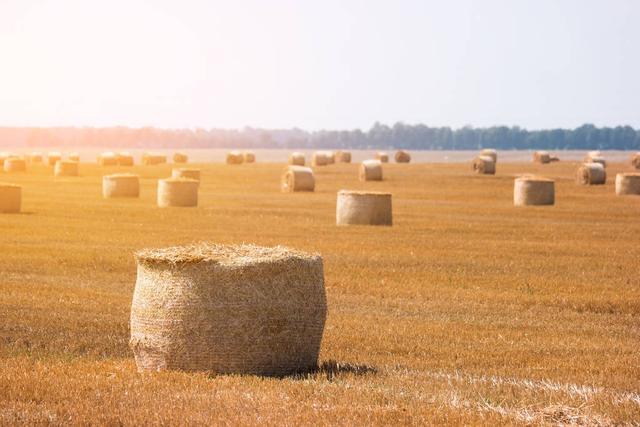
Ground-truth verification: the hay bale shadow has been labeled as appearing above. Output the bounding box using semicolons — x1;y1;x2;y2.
288;360;377;381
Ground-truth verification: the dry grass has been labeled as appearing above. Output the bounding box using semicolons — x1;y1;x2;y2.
0;160;639;425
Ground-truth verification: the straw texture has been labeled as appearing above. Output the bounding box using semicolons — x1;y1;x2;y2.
117;152;135;166
4;158;26;173
143;153;167;166
335;151;352;163
395;150;411;163
514;176;555;206
0;183;21;213
157;178;198;207
172;168;201;182
375;152;389;163
27;152;43;163
281;166;315;192
336;190;392;226
533;151;551;164
98;152;119;166
359;160;383;181
129;243;327;376
173;152;188;164
615;173;640;196
47;152;61;166
631;153;640;170
68;153;80;162
312;152;330;167
244;152;256;163
585;154;606;168
103;174;140;198
480;149;497;163
576;163;606;185
288;152;306;166
226;151;244;165
54;160;79;177
473;155;496;175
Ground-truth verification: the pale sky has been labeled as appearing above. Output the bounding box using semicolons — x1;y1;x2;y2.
0;0;639;130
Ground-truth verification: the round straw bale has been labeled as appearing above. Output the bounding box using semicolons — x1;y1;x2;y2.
98;152;118;166
68;152;80;162
335;151;352;163
117;152;135;166
631;153;640;169
324;151;336;164
473;155;496;175
395;150;411;163
143;153;167;165
47;152;62;166
173;152;188;164
130;243;327;375
54;160;79;177
533;151;551;164
103;173;140;198
281;166;315;192
312;151;330;166
576;163;606;185
375;152;389;163
172;168;201;184
4;157;26;173
359;160;383;181
0;183;21;213
226;151;244;165
588;150;602;158
615;173;640;196
480;148;497;163
336;190;392;226
514;176;555;206
244;151;256;163
27;152;43;163
289;152;306;166
157;178;198;207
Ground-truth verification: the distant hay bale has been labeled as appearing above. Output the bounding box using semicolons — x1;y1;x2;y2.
549;156;560;162
103;174;140;198
324;151;336;164
576;163;606;185
395;150;411;163
615;173;640;196
0;183;21;213
54;160;79;177
226;151;244;165
336;190;392;226
514;176;555;206
587;150;602;158
480;148;497;163
0;153;10;167
631;153;640;169
335;151;352;163
281;166;315;192
143;153;167;165
68;152;80;162
584;153;606;168
117;152;135;166
375;152;389;163
173;152;188;164
27;152;43;163
244;151;256;163
533;151;551;164
157;178;198;207
129;243;327;375
3;157;26;173
172;168;201;183
473;155;496;175
312;151;330;166
359;160;383;181
289;152;306;166
47;152;62;166
98;152;118;166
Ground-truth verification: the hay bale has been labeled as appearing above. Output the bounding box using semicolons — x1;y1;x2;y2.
98;152;118;166
103;173;140;198
480;148;497;163
395;150;411;163
47;152;62;166
576;163;606;185
335;151;352;163
117;152;135;166
244;152;256;163
533;151;551;164
631;153;640;170
3;158;26;173
173;152;188;164
288;152;306;166
281;166;315;192
359;160;383;181
549;156;560;162
615;173;640;196
336;190;392;226
584;153;606;168
324;151;336;164
129;243;327;375
54;160;79;177
375;152;389;163
0;153;10;167
157;178;198;207
0;183;21;213
143;153;167;165
473;155;496;175
312;151;330;166
514;176;555;206
27;152;43;163
68;152;80;162
226;151;244;165
172;168;201;182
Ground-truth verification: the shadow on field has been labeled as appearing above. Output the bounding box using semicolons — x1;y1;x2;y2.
289;360;378;381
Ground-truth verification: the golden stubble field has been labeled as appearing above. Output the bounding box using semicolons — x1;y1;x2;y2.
1;159;639;425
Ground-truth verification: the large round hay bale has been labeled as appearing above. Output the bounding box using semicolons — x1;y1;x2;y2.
98;152;118;166
584;153;606;168
226;151;244;165
281;166;314;192
336;190;392;226
375;152;389;163
514;176;555;206
54;160;79;177
157;178;198;207
359;160;383;181
576;163;606;185
243;152;256;163
68;152;80;162
615;173;640;196
130;243;327;375
312;151;330;166
0;183;21;213
143;153;167;165
117;152;135;166
172;168;201;182
395;150;411;163
173;152;188;164
47;152;61;166
631;153;640;170
289;152;305;166
4;158;26;173
335;151;352;163
480;148;497;163
27;152;43;163
533;151;551;164
473;155;496;175
103;173;140;198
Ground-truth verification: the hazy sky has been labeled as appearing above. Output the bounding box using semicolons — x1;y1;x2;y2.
1;0;639;130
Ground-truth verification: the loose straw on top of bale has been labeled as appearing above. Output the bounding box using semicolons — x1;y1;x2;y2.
289;152;305;166
631;153;640;170
157;178;199;207
533;151;551;164
172;168;201;182
54;160;79;177
480;148;497;163
129;242;327;375
615;173;640;196
173;152;188;164
336;190;392;226
359;160;383;181
143;153;167;165
117;152;135;166
473;155;496;175
3;157;26;173
244;152;256;163
375;152;389;163
514;176;555;206
395;150;411;163
98;152;118;166
0;183;21;213
281;166;315;192
226;151;244;165
335;151;352;163
576;163;606;185
103;174;140;198
47;152;62;166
